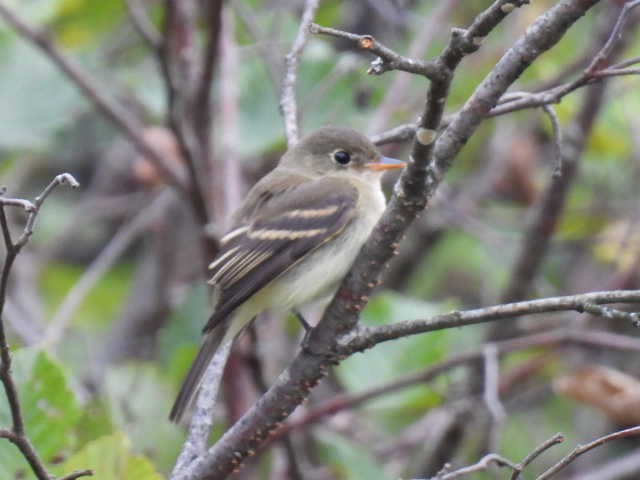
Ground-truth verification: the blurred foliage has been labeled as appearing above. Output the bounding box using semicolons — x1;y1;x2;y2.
0;0;638;479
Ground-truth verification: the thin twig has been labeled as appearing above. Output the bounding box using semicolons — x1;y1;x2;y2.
194;0;223;151
611;54;640;69
585;0;640;73
344;290;640;351
431;453;519;479
59;470;94;480
566;446;640;480
0;176;91;480
370;122;419;146
310;23;441;79
537;426;640;480
591;65;640;77
280;0;321;147
18;173;79;248
511;433;565;480
581;303;640;325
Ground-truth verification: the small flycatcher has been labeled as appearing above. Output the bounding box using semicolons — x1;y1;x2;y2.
170;126;405;422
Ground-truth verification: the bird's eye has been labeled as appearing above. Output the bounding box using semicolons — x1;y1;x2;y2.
333;150;351;165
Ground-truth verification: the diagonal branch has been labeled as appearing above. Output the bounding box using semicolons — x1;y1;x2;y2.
537;426;640;480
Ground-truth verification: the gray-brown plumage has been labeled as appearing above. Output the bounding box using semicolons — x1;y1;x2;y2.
169;126;404;423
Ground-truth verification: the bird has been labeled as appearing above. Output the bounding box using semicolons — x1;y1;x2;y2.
169;126;405;423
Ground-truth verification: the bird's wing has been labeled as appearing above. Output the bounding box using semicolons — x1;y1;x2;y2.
204;177;358;332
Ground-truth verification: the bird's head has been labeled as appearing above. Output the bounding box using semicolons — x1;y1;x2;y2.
281;126;405;181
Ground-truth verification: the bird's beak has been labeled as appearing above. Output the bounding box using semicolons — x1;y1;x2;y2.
364;156;406;171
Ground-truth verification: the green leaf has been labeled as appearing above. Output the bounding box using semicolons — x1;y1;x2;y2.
0;349;81;478
55;432;164;480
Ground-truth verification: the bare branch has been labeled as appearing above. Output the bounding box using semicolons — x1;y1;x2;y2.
59;470;93;480
591;65;640;77
537;426;640;480
511;433;565;480
309;23;441;79
370;122;418;146
18;173;79;248
345;290;640;350
567;447;640;480
611;54;640;69
431;453;518;480
585;0;640;73
0;176;91;480
280;0;321;147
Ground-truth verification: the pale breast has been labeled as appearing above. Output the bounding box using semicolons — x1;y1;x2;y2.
268;180;386;309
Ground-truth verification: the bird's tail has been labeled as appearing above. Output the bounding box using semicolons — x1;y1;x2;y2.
169;325;229;424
